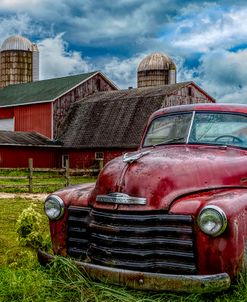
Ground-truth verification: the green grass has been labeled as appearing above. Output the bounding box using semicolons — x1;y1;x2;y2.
0;170;246;301
0;169;96;193
0;198;50;265
1;197;247;301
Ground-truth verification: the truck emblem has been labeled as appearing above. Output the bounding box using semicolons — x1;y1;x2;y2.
123;150;150;163
96;192;147;205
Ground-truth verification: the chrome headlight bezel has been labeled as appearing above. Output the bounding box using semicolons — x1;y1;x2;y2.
44;195;65;220
197;205;227;237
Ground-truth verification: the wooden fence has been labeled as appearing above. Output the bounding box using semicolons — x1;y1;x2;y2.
0;158;101;193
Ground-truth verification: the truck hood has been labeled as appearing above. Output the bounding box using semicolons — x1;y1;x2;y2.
90;145;247;210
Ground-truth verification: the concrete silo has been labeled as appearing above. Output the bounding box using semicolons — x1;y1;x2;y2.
0;35;39;88
137;52;176;88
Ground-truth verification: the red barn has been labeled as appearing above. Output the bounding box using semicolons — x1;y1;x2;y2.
0;131;61;168
0;71;117;140
60;82;215;169
0;74;215;169
0;49;216;169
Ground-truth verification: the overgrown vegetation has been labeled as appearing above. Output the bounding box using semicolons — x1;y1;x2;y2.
1;197;247;301
16;203;51;251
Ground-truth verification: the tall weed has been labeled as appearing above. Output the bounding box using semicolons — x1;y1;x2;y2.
16;204;50;251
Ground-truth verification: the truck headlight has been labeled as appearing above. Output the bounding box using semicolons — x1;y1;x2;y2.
44;195;64;220
197;205;227;236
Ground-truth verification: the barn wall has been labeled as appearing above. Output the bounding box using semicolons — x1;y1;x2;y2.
162;84;214;107
53;74;117;139
0;146;135;169
62;148;136;169
175;85;214;100
0;146;59;168
14;102;52;138
0;107;14;118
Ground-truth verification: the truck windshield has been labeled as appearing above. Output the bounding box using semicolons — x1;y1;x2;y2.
143;112;247;149
143;113;192;146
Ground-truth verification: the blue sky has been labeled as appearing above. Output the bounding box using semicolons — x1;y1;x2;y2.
0;0;247;103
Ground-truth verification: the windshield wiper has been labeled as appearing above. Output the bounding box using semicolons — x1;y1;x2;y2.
153;137;186;147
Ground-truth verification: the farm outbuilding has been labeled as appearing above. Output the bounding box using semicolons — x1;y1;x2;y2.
0;47;216;169
137;52;176;87
0;131;61;168
0;71;118;140
0;80;215;169
59;81;215;169
0;35;39;88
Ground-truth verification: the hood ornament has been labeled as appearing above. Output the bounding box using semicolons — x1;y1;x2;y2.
123;150;150;164
96;192;147;205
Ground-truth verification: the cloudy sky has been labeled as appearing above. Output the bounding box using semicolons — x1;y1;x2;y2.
0;0;247;102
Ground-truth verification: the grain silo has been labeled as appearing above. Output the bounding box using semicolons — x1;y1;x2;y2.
0;35;39;88
137;52;176;88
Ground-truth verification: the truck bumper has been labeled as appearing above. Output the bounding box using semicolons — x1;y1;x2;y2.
38;249;231;293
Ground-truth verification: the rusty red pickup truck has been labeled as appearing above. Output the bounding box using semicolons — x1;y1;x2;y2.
39;103;247;293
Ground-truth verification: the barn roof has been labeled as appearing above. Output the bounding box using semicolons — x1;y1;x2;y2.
0;71;116;107
60;81;214;148
0;131;59;147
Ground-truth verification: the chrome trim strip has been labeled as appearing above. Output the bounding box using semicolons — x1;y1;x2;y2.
96;192;147;205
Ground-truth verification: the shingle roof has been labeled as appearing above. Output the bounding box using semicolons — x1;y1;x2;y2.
0;131;59;147
0;72;97;107
60;82;200;148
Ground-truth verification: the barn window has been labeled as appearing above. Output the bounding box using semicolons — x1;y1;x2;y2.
96;79;101;91
62;154;69;168
188;87;192;96
95;152;104;160
0;118;14;131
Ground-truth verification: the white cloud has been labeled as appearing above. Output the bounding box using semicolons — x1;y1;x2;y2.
0;14;40;44
218;88;247;104
0;1;160;45
37;32;145;88
178;49;247;103
1;1;247;104
101;53;147;89
0;0;65;16
0;0;39;9
67;1;163;45
38;34;93;79
171;7;247;52
38;32;146;88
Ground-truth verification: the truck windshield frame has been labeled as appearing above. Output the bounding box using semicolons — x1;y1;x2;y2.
143;111;247;149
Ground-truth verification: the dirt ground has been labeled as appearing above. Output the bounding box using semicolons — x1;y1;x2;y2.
0;192;48;200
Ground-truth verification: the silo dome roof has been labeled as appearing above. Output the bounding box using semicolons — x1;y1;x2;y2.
1;35;33;51
138;52;176;72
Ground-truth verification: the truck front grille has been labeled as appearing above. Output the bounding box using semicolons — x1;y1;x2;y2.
67;206;197;274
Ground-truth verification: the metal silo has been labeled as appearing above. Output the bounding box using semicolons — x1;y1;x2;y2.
137;52;176;88
0;35;39;88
